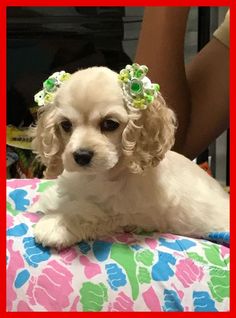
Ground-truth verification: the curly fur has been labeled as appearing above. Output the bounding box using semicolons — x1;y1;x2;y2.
31;104;64;178
30;66;229;249
122;93;177;173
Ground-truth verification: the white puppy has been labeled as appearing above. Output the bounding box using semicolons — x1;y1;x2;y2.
31;66;229;249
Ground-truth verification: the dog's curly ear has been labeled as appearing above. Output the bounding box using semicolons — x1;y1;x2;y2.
30;104;64;178
122;93;177;173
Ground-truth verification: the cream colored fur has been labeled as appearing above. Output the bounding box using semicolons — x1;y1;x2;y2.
30;66;229;249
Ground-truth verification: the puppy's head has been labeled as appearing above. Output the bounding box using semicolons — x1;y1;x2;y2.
32;66;177;177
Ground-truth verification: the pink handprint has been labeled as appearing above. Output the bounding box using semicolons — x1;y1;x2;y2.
70;296;80;311
176;258;204;288
108;292;134;311
7;178;39;189
17;300;33;311
142;286;161;311
59;247;78;265
220;245;229;258
79;255;101;278
23;211;41;223
26;260;73;311
145;238;157;250
7;214;14;228
7;240;25;311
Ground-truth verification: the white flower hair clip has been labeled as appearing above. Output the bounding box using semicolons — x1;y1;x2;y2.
34;71;71;106
118;63;160;110
34;64;159;110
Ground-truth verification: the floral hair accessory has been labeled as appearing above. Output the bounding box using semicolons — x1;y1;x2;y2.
34;71;71;106
118;63;160;110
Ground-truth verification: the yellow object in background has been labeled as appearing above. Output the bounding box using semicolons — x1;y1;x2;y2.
7;125;33;150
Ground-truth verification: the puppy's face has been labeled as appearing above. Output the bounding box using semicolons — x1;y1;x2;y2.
54;67;128;173
32;66;176;178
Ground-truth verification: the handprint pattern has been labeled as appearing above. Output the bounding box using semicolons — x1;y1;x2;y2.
7;179;229;311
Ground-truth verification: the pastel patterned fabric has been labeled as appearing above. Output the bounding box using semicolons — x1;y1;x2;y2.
7;179;230;312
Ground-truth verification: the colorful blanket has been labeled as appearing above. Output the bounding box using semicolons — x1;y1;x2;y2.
7;179;230;312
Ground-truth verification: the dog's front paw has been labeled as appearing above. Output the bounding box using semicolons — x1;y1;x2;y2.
29;200;43;213
34;215;78;249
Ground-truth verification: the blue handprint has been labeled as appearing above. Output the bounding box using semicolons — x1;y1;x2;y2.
205;232;230;246
7;223;28;237
163;289;184;312
78;241;91;254
23;237;51;267
193;291;217;312
93;241;112;261
152;251;176;281
159;237;196;251
105;263;127;291
9;189;30;211
14;269;30;288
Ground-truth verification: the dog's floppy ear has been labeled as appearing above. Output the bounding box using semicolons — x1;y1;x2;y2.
122;92;177;173
31;104;64;178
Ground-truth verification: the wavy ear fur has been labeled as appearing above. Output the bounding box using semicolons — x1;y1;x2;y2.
31;104;64;178
122;92;177;173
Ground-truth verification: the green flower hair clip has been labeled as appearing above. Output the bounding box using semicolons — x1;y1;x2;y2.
118;63;160;110
34;71;71;106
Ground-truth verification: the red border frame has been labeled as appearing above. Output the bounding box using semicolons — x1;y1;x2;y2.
1;0;234;317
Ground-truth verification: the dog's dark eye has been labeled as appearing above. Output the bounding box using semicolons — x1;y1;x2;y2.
100;119;120;132
60;119;72;133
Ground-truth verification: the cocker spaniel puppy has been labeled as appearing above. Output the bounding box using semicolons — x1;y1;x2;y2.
31;65;229;249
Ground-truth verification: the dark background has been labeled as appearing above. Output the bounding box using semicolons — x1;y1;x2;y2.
7;6;229;184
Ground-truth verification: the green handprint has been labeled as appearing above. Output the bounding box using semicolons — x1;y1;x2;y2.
208;267;229;302
7;201;19;216
187;252;208;264
80;282;108;312
202;243;228;267
137;266;151;284
135;249;154;266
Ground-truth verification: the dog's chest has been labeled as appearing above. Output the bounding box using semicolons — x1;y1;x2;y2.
80;174;159;216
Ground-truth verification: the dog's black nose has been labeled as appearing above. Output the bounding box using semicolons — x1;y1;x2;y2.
73;149;94;166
